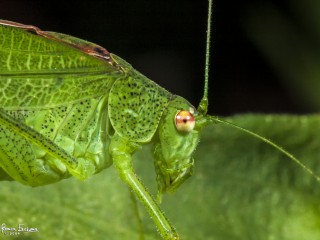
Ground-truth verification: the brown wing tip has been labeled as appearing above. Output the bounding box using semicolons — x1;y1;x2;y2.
0;19;116;66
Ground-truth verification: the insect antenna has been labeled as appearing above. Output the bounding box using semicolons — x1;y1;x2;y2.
197;0;212;116
208;116;320;182
196;0;320;182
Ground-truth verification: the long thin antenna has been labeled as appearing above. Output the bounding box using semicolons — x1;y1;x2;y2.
209;116;320;182
204;0;212;102
198;0;212;115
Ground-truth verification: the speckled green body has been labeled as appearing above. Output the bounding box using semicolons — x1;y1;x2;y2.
0;20;202;240
0;22;177;185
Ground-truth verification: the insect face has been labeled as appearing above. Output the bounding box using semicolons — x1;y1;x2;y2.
153;97;201;202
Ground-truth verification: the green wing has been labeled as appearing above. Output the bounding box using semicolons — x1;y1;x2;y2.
0;20;122;109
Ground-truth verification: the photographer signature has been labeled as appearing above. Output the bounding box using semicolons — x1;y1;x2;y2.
1;223;39;236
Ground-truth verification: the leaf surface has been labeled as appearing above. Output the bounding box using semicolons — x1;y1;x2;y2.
1;114;320;240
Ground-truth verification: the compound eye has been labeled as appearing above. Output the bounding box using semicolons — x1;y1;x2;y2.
175;110;195;132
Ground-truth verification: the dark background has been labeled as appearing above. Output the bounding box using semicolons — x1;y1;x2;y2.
0;0;312;115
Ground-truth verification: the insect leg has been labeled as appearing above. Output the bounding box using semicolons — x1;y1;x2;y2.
110;134;179;240
129;189;145;240
0;110;95;183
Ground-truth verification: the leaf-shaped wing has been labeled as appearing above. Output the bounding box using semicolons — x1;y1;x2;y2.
0;20;122;109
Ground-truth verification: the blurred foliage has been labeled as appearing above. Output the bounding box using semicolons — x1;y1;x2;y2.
244;0;320;111
1;114;320;240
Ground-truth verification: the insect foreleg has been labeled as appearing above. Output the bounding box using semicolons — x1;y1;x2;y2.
110;133;179;240
129;190;145;240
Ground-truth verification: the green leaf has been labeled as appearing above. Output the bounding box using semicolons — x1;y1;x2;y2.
1;114;320;240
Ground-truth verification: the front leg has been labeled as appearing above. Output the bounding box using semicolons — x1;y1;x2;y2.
110;134;179;240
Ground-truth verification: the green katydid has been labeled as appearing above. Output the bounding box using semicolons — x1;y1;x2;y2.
0;0;319;239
